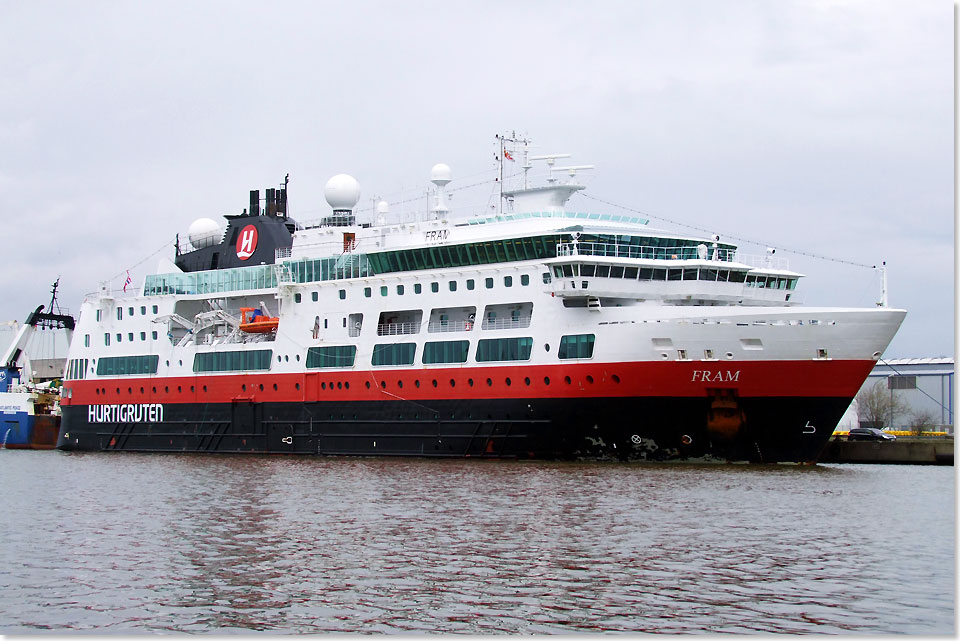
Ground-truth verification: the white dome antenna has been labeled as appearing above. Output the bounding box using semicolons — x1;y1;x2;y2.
323;174;360;227
430;163;451;217
187;217;223;249
376;199;389;225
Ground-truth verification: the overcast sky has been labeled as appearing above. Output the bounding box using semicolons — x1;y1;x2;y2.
0;0;953;361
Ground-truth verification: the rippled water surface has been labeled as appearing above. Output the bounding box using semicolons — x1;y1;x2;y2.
0;451;954;633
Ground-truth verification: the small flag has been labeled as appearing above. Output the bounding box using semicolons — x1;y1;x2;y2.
123;270;131;293
504;150;514;161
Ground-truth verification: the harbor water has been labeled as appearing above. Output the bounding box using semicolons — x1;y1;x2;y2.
0;451;953;634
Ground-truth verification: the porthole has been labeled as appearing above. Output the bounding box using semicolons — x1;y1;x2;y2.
544;344;550;352
415;380;421;388
612;374;620;384
322;382;327;390
397;380;403;388
152;387;156;393
242;384;247;391
344;382;349;389
295;383;300;390
432;379;438;387
505;377;512;386
140;387;145;394
273;383;278;391
337;382;342;389
586;375;594;384
524;377;531;386
95;388;100;396
486;378;493;386
365;381;371;389
449;379;455;387
296;355;300;362
544;376;550;385
277;355;282;363
259;384;264;391
468;378;474;387
164;386;168;393
725;352;734;360
564;376;571;384
285;355;289;362
203;385;207;392
381;381;386;389
179;360;182;366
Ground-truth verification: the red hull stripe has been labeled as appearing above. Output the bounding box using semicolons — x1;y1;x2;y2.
63;360;874;406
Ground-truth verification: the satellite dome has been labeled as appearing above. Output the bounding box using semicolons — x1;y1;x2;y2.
430;163;452;185
324;174;361;211
187;217;223;249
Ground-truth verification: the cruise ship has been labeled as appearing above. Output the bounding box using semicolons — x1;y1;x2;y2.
57;141;906;462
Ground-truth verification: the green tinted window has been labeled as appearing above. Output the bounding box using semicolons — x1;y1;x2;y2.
96;355;160;376
372;343;416;366
422;340;469;364
558;334;595;359
193;350;272;372
306;345;357;368
476;337;533;362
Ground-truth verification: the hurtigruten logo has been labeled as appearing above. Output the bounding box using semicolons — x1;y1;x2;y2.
236;224;258;260
88;404;163;423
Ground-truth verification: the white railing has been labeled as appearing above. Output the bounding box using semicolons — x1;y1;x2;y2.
481;316;532;331
426;320;474;333
377;322;420;336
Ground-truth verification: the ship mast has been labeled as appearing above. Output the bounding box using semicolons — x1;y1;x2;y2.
495;131;531;216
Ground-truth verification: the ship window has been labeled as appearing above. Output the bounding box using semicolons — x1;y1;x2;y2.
306;345;357;369
467;279;475;290
610;266;624;279
449;281;457;292
476;337;533;362
324;319;328;329
140;306;146;315
84;334;90;347
415;283;422;294
140;332;146;341
381;286;388;297
561;265;573;278
128;333;134;342
312;291;319;302
431;282;439;293
193;349;273;373
152;305;158;314
96;355;159;376
116;333;122;342
504;276;513;287
558;334;595;359
595;265;610;278
485;277;494;289
104;333;110;346
117;308;122;320
364;287;372;297
371;343;416;366
667;269;683;281
340;289;347;299
396;285;404;295
422;340;470;364
152;331;158;340
623;267;638;279
294;293;302;303
128;307;134;316
521;274;530;286
96;310;101;322
542;272;551;284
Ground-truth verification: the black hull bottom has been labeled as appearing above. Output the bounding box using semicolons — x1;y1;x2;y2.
59;395;851;463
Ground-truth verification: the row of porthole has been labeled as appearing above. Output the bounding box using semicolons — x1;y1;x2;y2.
92;373;624;397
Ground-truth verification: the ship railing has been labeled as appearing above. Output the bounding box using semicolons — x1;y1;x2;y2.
426;320;474;333
557;242;736;262
481;316;532;331
734;253;792;271
275;247;292;261
376;322;420;336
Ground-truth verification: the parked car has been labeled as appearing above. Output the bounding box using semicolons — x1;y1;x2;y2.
848;427;897;442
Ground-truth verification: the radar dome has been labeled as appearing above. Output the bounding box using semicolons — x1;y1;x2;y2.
187;217;223;249
431;163;452;185
324;174;361;211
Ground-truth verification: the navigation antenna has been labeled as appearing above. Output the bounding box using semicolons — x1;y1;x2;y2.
48;277;63;315
495;131;531;216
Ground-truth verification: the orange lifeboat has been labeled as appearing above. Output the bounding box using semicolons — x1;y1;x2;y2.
239;307;279;333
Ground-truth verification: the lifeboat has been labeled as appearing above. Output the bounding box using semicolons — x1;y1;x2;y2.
239;307;279;333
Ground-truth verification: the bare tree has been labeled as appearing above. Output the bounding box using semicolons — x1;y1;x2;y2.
855;380;909;429
908;409;938;436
